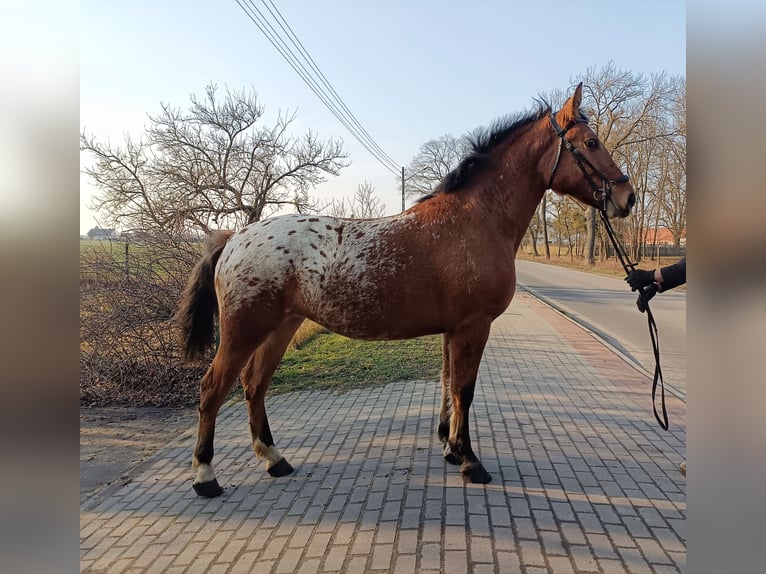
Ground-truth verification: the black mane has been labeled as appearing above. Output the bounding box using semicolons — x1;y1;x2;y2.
423;100;553;198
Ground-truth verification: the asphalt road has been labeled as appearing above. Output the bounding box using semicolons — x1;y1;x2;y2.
515;259;687;399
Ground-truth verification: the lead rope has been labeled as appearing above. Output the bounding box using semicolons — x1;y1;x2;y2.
598;208;669;430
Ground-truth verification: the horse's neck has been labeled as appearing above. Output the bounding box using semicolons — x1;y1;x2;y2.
475;166;547;249
484;126;553;246
489;186;545;252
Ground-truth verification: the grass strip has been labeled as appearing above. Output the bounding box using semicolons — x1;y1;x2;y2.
271;332;442;394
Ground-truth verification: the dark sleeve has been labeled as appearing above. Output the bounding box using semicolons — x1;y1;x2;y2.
658;257;686;292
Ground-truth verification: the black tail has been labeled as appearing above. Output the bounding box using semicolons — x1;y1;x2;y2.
175;230;234;360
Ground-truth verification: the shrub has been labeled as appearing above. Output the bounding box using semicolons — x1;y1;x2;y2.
80;239;209;406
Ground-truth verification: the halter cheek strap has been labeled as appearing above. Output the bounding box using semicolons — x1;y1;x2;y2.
547;114;583;190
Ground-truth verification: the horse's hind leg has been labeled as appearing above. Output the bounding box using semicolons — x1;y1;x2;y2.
192;340;258;497
241;316;304;478
444;322;492;484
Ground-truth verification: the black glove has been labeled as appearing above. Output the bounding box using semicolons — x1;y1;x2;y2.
636;283;658;313
626;268;655;291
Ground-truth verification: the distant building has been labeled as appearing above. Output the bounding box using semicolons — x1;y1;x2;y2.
638;227;686;258
642;227;686;247
120;230;153;242
87;227;118;240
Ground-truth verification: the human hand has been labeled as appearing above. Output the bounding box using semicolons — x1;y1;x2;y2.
626;268;655;291
636;283;658;313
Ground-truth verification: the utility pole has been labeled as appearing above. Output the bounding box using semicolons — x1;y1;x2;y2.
401;166;405;212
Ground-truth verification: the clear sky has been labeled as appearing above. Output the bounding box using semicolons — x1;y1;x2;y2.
80;0;686;235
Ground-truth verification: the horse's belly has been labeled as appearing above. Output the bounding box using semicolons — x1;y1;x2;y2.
299;292;433;340
298;275;512;341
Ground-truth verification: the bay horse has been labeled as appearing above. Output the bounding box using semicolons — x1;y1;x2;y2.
176;83;635;497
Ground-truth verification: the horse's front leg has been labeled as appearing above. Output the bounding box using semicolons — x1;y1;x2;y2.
437;334;460;464
443;322;492;484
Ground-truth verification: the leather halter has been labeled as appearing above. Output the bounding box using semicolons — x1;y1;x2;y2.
547;113;630;214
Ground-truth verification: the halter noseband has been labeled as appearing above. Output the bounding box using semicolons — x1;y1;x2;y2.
547;113;629;213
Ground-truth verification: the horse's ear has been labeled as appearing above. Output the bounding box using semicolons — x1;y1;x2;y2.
557;82;584;125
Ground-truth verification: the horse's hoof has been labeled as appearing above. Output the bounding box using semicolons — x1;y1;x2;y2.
443;444;461;466
267;458;294;477
193;479;223;498
462;464;492;484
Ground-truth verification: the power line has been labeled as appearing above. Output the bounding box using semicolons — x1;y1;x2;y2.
239;0;400;175
246;0;401;175
235;0;401;176
261;0;401;171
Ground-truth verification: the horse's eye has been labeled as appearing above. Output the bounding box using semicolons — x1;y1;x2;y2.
584;139;599;150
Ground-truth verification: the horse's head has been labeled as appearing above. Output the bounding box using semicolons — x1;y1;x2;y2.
547;83;635;218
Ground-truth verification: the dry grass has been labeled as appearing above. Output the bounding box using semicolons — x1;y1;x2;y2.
288;320;329;350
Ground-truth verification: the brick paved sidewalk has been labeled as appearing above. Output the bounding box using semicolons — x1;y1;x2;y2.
80;292;686;573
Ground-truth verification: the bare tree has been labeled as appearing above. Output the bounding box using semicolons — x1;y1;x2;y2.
327;181;386;219
541;192;551;259
549;193;587;260
402;134;472;199
526;205;542;256
79;84;349;405
654;75;687;250
576;63;683;264
81;84;349;237
578;63;646;264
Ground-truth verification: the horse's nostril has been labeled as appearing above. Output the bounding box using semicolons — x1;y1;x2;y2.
628;193;636;208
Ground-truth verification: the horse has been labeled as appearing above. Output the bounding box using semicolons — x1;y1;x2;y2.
176;83;635;497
